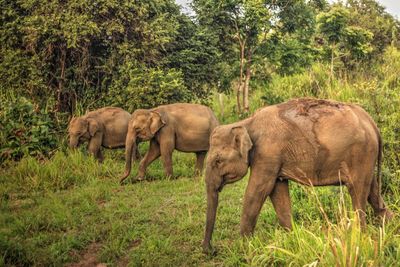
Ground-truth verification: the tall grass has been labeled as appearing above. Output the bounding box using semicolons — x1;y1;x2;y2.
243;184;400;266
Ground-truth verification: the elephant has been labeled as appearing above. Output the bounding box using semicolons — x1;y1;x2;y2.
68;107;139;162
120;103;219;183
202;98;393;253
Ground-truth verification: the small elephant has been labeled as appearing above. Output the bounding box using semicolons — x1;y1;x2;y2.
202;98;393;253
68;107;139;162
120;103;219;183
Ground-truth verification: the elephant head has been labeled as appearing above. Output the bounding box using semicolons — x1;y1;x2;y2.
121;109;166;182
68;117;99;149
202;125;252;253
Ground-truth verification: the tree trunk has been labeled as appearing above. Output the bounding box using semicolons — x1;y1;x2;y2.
56;44;67;112
218;93;224;119
243;50;252;113
236;42;245;114
330;44;335;85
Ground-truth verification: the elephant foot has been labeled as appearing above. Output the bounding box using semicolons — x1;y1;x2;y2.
380;209;394;221
372;208;394;224
194;168;202;176
120;170;132;185
202;241;217;256
135;176;145;181
239;226;255;237
120;177;128;185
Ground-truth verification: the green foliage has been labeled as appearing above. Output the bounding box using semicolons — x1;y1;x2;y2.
108;63;190;111
0;0;213;113
317;6;375;69
165;14;221;98
317;6;350;44
316;2;399;70
343;26;374;59
0;96;58;163
347;0;400;55
263;35;317;75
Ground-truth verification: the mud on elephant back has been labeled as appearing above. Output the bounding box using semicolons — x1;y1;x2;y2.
202;98;394;254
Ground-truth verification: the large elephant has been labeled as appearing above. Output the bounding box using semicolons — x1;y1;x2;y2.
202;98;393;253
68;107;139;162
120;103;219;183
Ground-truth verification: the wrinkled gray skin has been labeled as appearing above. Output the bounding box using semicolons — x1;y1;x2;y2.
202;98;393;254
120;103;219;183
68;107;139;162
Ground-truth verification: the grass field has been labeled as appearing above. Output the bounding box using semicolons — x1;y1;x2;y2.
1;147;399;266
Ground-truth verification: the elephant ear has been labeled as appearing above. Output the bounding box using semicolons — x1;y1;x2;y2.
231;126;253;163
149;111;166;135
87;118;99;137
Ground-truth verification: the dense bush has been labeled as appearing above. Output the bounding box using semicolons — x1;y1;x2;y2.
0;0;217;114
0;96;58;163
107;63;191;111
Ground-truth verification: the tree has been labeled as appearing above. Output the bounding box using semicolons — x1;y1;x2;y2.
165;13;221;100
317;6;350;80
193;0;273;113
193;0;318;114
0;0;215;113
346;0;400;55
317;5;374;77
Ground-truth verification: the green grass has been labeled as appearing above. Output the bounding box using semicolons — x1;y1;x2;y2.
1;150;399;266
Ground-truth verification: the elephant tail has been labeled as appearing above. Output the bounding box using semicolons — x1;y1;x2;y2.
377;130;383;207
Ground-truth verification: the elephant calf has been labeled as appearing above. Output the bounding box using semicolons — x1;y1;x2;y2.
202;98;393;253
68;107;139;162
120;103;219;183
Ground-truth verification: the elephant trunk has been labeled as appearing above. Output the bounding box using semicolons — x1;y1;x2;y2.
120;130;137;184
202;167;222;254
69;136;79;149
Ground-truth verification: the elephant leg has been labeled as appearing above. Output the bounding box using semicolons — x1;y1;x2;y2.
368;177;393;220
345;164;373;227
347;182;369;228
96;149;104;163
137;139;161;179
240;161;279;236
195;151;207;176
160;140;175;178
134;144;141;161
270;179;292;230
88;134;102;162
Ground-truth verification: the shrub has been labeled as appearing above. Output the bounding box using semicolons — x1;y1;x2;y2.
107;62;191;112
0;96;58;163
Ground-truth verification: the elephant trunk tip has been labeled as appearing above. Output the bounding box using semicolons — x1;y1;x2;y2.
202;240;216;256
69;139;79;149
120;171;130;184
